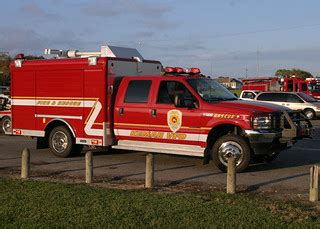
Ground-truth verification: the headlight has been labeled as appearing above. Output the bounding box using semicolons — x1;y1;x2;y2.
252;115;272;130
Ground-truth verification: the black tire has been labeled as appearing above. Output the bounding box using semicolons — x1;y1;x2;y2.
211;134;251;173
1;116;11;134
252;152;280;164
304;108;315;120
48;126;78;157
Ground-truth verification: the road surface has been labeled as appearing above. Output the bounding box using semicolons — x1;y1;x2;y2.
1;120;320;199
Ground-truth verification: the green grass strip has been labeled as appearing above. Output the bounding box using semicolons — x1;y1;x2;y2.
0;178;319;228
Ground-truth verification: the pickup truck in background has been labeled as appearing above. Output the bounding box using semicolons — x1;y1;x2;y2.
240;90;320;120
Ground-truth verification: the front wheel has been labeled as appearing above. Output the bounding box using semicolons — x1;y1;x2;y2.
211;134;251;173
304;108;315;120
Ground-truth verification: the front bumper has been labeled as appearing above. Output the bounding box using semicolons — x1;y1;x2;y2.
244;130;289;155
244;111;313;155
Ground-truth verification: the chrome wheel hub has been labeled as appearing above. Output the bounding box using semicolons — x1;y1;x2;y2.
2;118;11;133
52;131;68;153
218;141;243;166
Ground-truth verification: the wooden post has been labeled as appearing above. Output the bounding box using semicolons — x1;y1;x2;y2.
145;153;154;188
85;151;93;184
227;156;236;194
21;148;30;179
310;165;319;202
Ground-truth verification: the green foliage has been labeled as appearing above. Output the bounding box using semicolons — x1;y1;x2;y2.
0;54;44;86
0;53;11;86
0;178;319;227
275;68;313;79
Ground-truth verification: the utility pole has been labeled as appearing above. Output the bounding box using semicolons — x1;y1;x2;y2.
256;48;260;76
245;68;248;78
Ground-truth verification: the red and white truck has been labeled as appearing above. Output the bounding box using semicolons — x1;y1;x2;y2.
9;46;312;172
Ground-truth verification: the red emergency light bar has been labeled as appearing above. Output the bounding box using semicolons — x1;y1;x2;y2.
164;66;201;75
187;68;201;74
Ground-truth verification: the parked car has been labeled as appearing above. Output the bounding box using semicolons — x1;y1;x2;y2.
239;90;260;100
251;91;320;119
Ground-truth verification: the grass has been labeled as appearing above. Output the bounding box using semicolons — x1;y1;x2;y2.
0;178;319;228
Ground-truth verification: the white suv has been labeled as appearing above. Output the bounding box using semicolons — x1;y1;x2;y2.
254;92;320;119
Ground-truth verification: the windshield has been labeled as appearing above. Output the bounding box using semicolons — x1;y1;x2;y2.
186;78;237;102
308;82;320;92
298;92;318;102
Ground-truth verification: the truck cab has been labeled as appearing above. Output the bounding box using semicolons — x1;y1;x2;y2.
112;68;312;172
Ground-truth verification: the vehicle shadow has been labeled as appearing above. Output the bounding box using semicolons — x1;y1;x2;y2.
166;172;221;186
111;164;196;181
35;161;136;177
245;149;320;173
241;172;309;193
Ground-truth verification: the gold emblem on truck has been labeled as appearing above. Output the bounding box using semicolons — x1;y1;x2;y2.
167;109;182;133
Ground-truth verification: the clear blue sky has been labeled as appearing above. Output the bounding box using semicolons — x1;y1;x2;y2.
1;0;320;77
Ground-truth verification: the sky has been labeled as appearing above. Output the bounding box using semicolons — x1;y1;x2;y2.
1;0;320;77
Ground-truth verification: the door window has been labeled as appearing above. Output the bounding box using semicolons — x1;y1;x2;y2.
124;80;152;103
257;93;287;102
286;94;303;103
157;81;196;106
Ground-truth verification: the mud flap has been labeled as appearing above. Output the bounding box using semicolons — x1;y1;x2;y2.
203;148;211;165
36;137;49;149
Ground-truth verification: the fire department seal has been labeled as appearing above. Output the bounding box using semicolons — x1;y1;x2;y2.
167;109;182;133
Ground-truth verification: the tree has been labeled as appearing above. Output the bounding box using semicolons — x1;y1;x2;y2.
275;68;313;79
0;53;11;86
0;54;44;86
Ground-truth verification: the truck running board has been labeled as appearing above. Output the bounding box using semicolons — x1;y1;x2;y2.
112;140;204;157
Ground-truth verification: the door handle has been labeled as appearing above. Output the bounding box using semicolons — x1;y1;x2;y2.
151;109;157;117
119;107;124;115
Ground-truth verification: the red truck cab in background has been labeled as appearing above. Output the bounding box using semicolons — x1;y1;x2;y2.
9;46;312;172
242;76;320;99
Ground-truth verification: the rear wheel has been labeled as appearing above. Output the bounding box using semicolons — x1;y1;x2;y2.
1;116;11;134
48;126;82;157
304;108;315;120
211;134;251;173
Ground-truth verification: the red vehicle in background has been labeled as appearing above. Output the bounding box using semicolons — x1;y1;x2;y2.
242;77;320;99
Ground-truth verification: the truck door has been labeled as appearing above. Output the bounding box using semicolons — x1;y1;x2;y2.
114;78;155;142
150;79;203;147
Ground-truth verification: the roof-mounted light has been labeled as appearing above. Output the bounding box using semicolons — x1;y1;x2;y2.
174;67;185;73
186;68;201;74
164;66;175;73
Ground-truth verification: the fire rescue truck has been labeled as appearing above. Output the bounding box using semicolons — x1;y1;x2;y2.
242;76;320;99
9;46;312;172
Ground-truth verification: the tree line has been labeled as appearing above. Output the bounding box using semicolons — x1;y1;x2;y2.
0;53;316;86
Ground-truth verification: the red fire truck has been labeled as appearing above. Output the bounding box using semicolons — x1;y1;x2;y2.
9;46;312;172
305;78;320;99
242;76;320;99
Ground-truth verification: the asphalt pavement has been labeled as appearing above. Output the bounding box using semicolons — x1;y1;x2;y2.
1;121;320;199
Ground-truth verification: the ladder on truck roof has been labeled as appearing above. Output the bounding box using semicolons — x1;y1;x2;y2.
44;45;162;76
44;45;144;60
